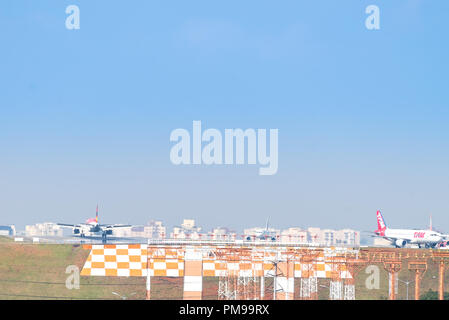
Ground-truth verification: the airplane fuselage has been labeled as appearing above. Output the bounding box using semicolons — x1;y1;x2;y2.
381;228;443;247
74;223;110;237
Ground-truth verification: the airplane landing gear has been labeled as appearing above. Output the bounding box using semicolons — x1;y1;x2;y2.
101;232;107;244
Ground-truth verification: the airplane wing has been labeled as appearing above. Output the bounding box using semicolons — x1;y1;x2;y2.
72;234;146;242
361;231;396;242
361;231;380;238
57;223;80;228
57;223;93;228
379;235;397;242
100;224;132;229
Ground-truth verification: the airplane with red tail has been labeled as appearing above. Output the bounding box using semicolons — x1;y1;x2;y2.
58;205;131;243
373;210;446;248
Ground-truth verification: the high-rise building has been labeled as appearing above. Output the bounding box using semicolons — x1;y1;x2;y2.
171;219;202;239
322;229;336;246
280;227;308;243
145;220;166;239
25;223;62;237
307;227;323;244
0;225;15;236
302;227;360;246
208;227;236;241
335;229;360;246
112;220;166;238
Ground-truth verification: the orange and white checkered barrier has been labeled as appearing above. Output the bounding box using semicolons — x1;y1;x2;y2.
81;244;353;279
81;244;148;277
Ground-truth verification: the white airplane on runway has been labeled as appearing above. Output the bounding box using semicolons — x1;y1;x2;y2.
374;210;446;248
245;218;277;241
58;205;131;243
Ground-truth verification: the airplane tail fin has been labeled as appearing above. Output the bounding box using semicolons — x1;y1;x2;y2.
265;217;269;231
375;210;387;236
96;204;99;223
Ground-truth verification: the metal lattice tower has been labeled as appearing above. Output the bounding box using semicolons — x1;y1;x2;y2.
237;276;259;300
218;275;237;300
330;281;343;300
343;284;355;300
343;256;369;301
300;278;311;298
298;249;319;300
310;276;317;296
328;253;344;300
300;277;317;299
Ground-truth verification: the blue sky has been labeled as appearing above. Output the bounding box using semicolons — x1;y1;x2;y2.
0;0;448;234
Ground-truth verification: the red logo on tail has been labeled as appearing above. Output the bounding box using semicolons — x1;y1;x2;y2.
375;210;387;236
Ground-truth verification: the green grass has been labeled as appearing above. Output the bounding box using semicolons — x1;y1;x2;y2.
0;236;13;243
352;260;447;300
0;243;146;300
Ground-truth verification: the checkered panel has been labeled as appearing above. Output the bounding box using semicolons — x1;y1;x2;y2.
81;244;148;277
81;245;354;279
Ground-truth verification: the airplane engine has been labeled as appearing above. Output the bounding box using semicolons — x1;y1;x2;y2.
395;239;406;247
246;236;252;241
73;228;80;234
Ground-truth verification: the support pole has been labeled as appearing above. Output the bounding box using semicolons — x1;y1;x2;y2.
432;253;449;301
414;271;420;300
273;266;277;301
146;274;151;300
183;248;203;300
439;260;445;300
260;276;265;300
408;261;427;301
146;249;152;301
384;261;401;301
389;272;396;300
276;261;294;300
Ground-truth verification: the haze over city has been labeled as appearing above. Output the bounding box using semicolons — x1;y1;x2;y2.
1;0;449;234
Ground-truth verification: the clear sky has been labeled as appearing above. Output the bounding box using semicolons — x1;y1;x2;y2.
0;0;448;234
